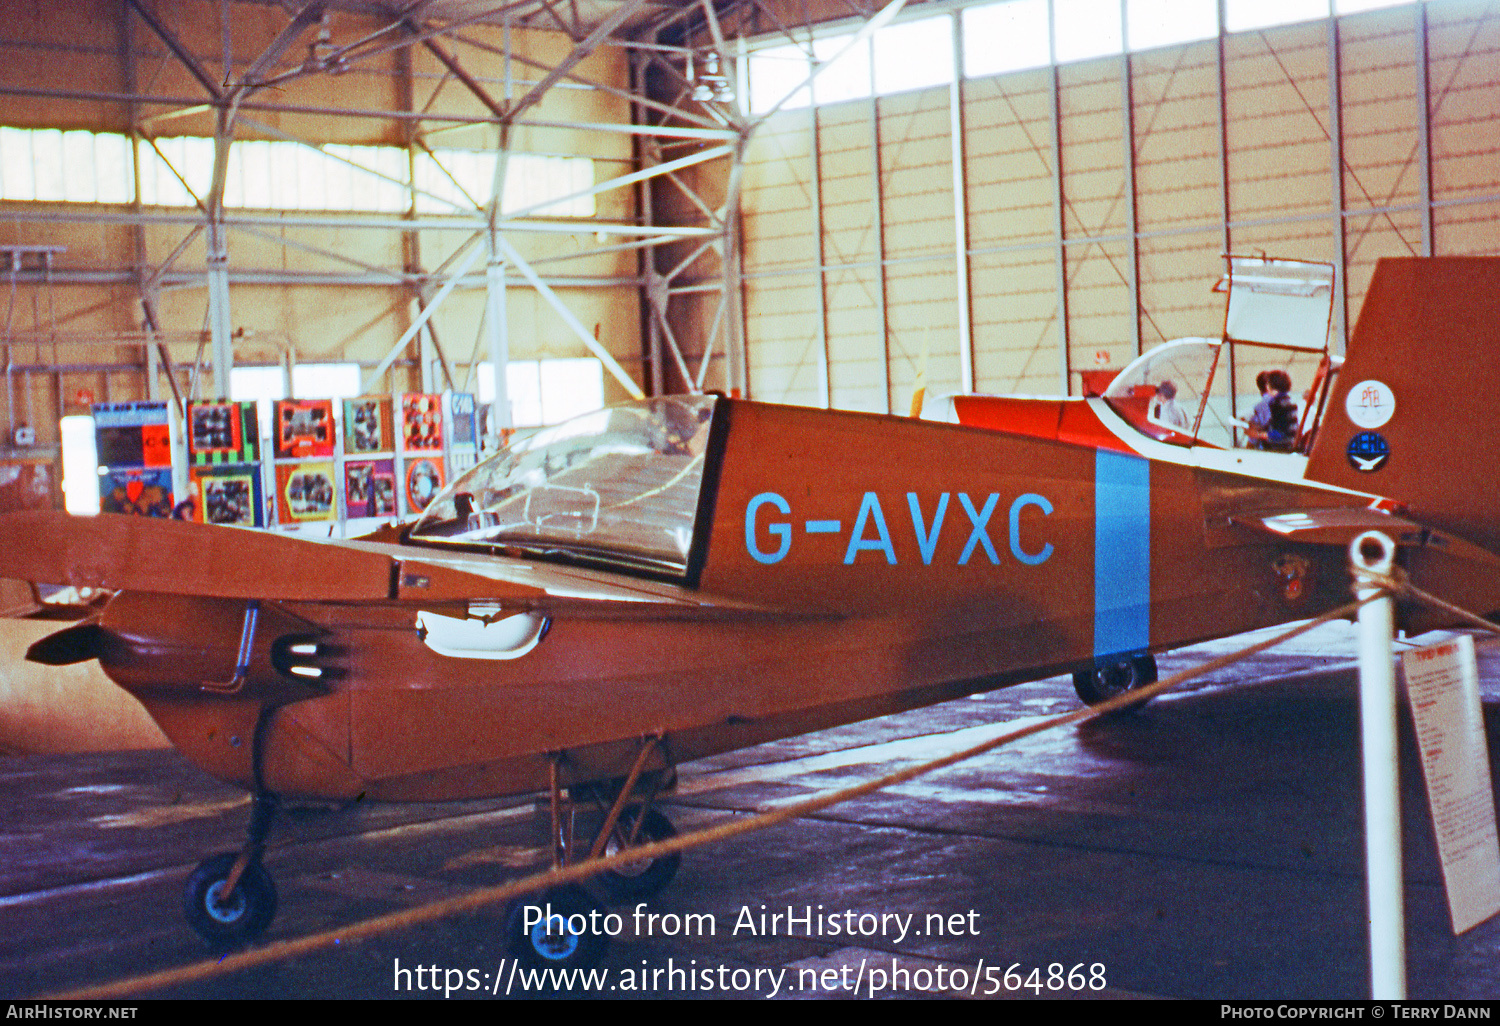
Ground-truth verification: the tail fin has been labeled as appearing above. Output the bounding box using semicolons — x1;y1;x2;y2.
1304;257;1500;552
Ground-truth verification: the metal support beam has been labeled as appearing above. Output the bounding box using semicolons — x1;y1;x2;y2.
125;0;225;100
1416;2;1434;257
486;248;512;435
1120;10;1141;362
810;98;831;408
1328;15;1348;354
508;0;651;124
722;140;749;397
871;87;891;414
495;235;645;400
361;240;483;393
949;11;974;393
1048;1;1070;394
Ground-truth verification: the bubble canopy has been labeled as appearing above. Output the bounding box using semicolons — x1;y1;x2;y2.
408;396;719;578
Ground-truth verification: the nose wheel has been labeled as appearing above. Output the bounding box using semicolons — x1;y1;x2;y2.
183;851;278;949
183;791;280;948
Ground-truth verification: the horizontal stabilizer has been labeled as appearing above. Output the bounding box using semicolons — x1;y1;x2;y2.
1231;506;1499;564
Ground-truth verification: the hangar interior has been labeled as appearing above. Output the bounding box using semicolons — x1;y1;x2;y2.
0;0;1496;498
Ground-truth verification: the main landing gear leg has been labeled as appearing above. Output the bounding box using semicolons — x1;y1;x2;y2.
579;742;680;902
504;755;609;972
504;739;681;972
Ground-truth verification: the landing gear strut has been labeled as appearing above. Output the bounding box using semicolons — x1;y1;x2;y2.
183;792;280;948
506;741;679;972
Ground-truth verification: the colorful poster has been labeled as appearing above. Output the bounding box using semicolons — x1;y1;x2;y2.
401;394;444;452
344;458;397;519
343;396;394;455
275;460;337;522
100;467;173;517
448;391;478;449
273;399;335;459
188;400;260;465
405;456;444;513
191;465;263;527
93;401;172;469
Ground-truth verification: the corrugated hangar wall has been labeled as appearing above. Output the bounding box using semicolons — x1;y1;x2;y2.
723;0;1500;413
0;0;644;447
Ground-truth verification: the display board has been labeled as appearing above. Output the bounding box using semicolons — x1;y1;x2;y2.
344;457;397;518
445;391;479;479
343;395;394;455
272;399;337;523
187;400;265;526
93;401;174;517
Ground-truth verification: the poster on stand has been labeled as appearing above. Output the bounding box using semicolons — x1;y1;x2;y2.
187;400;260;465
275;460;337;522
345;458;397;519
405;456;444;514
343;396;394;455
191;465;263;527
100;467;173;517
273;399;335;459
93;401;172;470
401;394;444;452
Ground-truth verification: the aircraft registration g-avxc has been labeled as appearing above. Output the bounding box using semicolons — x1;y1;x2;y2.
5;255;1500;970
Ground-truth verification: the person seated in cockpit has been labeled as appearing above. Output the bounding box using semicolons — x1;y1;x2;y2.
1149;380;1189;430
1246;369;1298;452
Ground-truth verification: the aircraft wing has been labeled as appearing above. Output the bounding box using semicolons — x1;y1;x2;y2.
0;511;791;615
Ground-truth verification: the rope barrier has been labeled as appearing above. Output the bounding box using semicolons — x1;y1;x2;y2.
53;590;1407;1000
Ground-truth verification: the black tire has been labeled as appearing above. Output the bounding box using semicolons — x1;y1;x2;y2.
600;809;680;900
505;885;609;972
1073;653;1158;712
183;852;277;948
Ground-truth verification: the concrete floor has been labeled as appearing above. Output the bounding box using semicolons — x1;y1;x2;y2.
3;620;1500;1000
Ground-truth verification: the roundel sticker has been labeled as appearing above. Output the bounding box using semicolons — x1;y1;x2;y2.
1345;379;1395;429
1347;431;1390;472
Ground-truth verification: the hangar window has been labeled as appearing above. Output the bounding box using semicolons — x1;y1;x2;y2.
1224;0;1329;32
292;362;362;400
1126;0;1218;50
963;1;1050;77
872;15;955;94
813;34;873;105
1054;0;1124;63
0;127;593;218
477;358;606;428
747;43;814;114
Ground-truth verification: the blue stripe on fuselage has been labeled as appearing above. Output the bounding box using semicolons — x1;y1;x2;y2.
1094;449;1151;661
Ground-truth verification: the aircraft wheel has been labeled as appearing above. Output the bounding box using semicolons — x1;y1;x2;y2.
506;885;609;972
183;852;277;949
600;809;680;900
1073;654;1157;712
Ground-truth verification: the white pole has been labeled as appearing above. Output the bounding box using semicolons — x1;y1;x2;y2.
1350;529;1406;1000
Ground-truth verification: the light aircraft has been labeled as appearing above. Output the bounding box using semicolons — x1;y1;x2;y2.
4;255;1500;972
